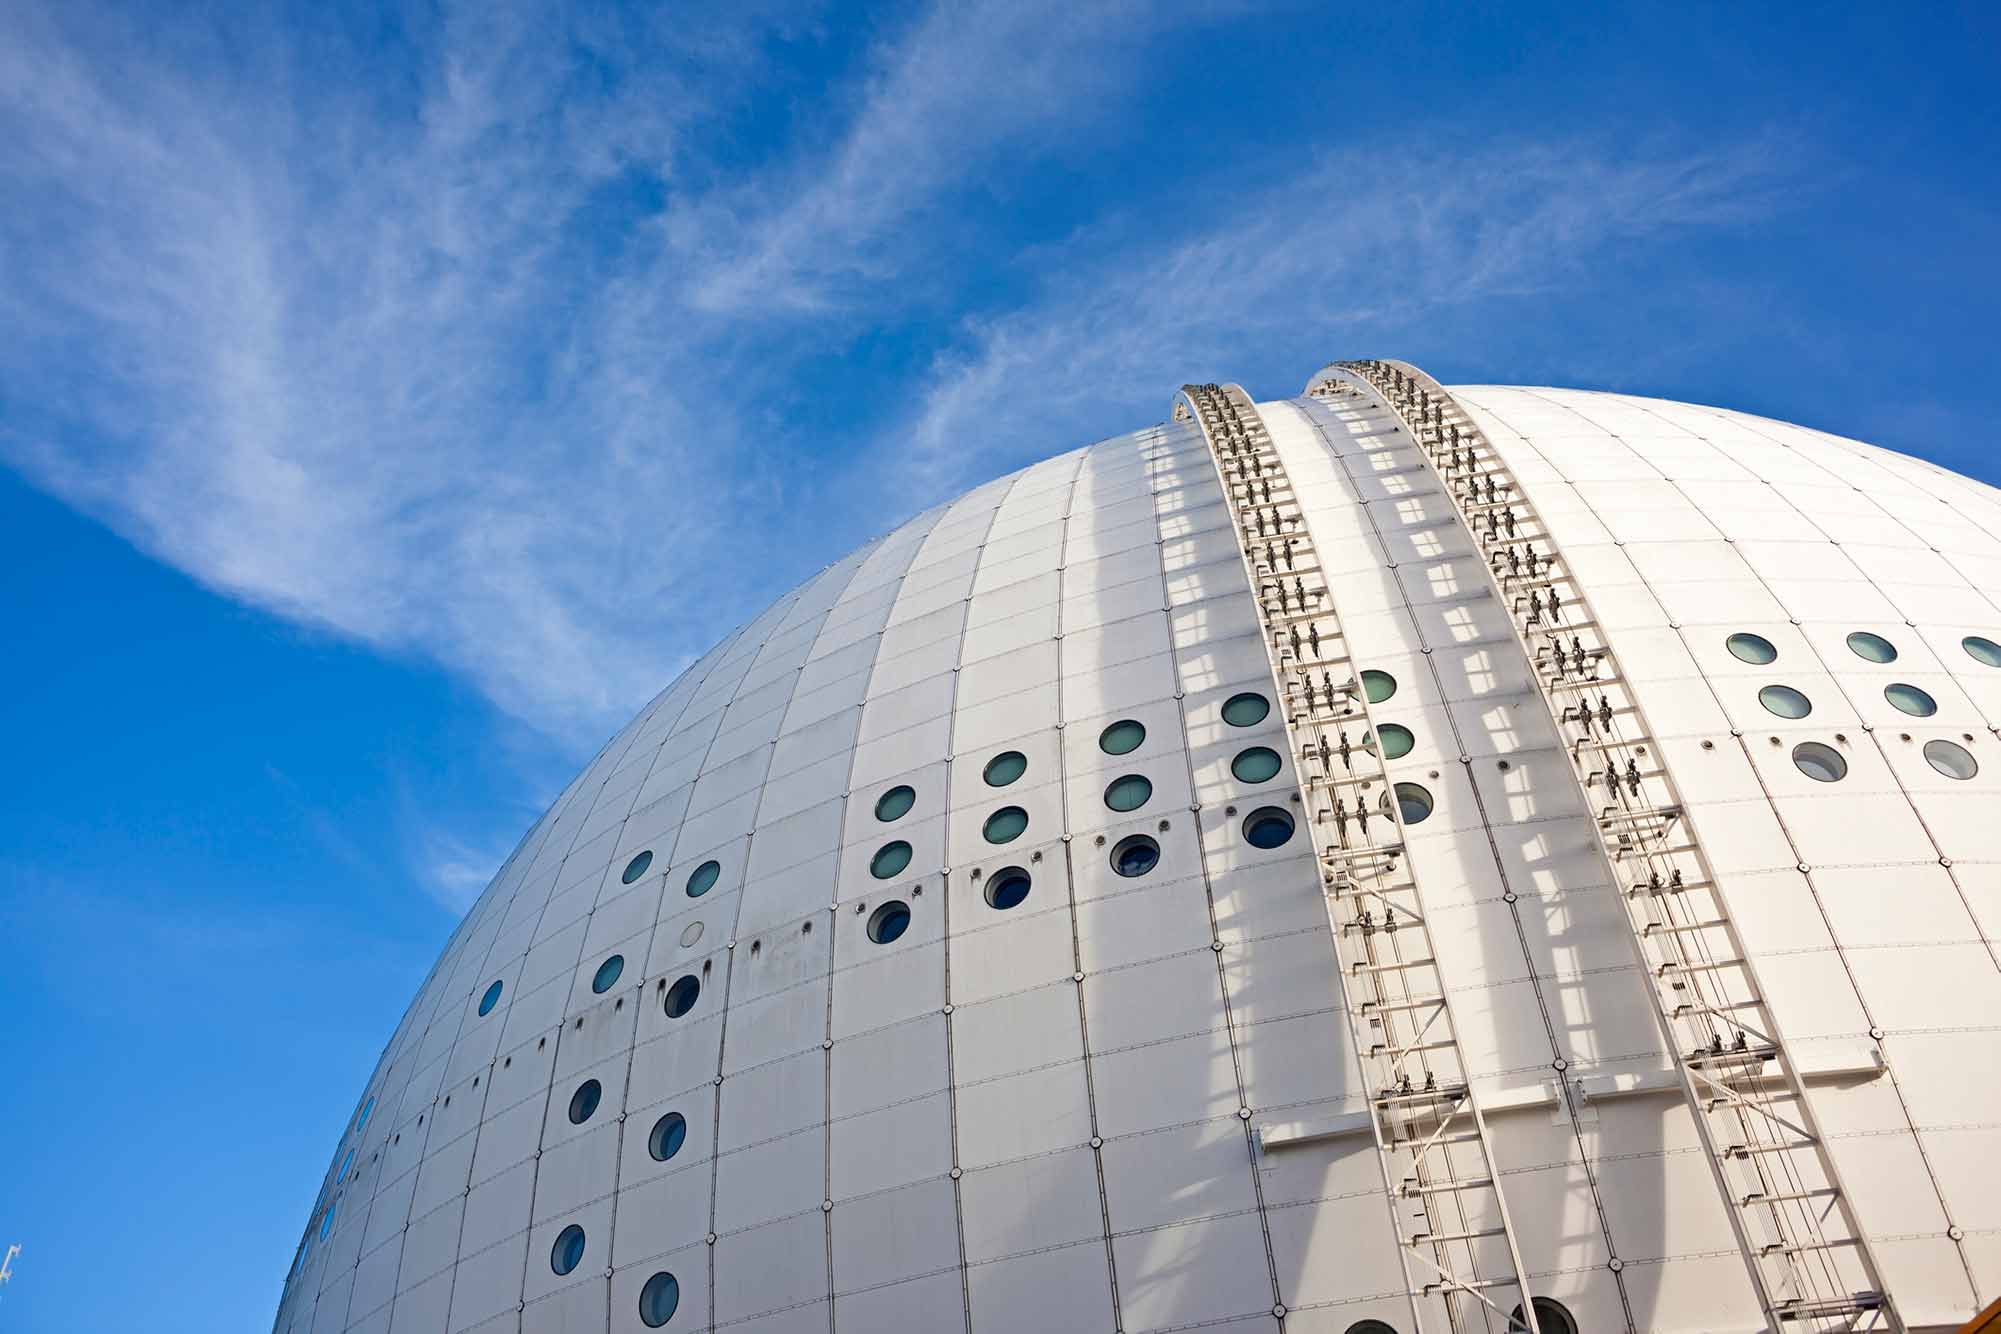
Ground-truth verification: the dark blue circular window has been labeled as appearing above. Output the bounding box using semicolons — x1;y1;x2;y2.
568;1078;602;1125
621;850;654;884
591;954;624;994
477;980;503;1016
985;867;1031;910
648;1111;687;1162
639;1271;681;1326
1242;806;1295;849
685;860;720;898
1110;834;1160;878
550;1223;586;1275
664;975;701;1018
868;900;911;944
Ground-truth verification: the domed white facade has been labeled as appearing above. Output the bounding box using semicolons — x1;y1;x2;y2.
276;365;2001;1334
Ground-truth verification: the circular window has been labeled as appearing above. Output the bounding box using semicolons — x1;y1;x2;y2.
319;1204;336;1239
621;850;654;884
591;954;624;995
1792;742;1848;783
983;806;1029;844
1099;719;1147;755
638;1271;681;1327
1231;746;1284;783
1242;806;1296;849
679;920;704;949
870;841;913;879
685;860;720;898
648;1111;688;1162
1344;1323;1398;1334
550;1223;586;1276
1726;632;1778;665
663;975;701;1019
1103;775;1153;812
1361;670;1397;704
1884;683;1937;716
1367;724;1415;760
337;1148;354;1183
874;785;916;822
1846;631;1898;664
1925;739;1978;780
985;867;1031;910
1965;635;2001;667
568;1079;602;1125
1393;782;1435;825
356;1096;374;1130
477;980;503;1017
1221;692;1270;727
1759;684;1812;719
867;900;911;944
983;750;1027;786
1110;834;1161;878
1511;1299;1578;1334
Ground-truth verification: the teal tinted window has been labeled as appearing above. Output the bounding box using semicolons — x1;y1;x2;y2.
684;860;720;898
983;750;1027;787
867;900;911;944
1846;631;1897;663
1103;775;1152;812
1792;742;1847;782
1726;632;1778;664
870;841;913;879
1965;635;2001;667
1361;670;1396;703
1925;739;1978;780
568;1078;602;1125
1231;746;1283;783
478;980;503;1016
591;954;624;995
648;1111;687;1162
1369;724;1415;759
983;806;1028;844
1759;684;1812;718
1110;834;1160;877
551;1224;586;1276
985;867;1031;910
874;784;916;822
664;975;700;1019
639;1272;681;1327
1221;692;1270;727
1242;806;1295;849
621;850;653;884
1098;719;1146;755
1885;682;1937;716
1394;782;1434;824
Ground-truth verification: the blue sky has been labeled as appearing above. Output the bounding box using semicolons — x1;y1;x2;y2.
1;0;1997;1328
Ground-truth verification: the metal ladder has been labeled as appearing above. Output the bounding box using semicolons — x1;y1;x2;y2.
1311;361;1900;1333
1177;383;1542;1334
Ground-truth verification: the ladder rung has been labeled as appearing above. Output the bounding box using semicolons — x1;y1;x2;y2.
1406;1226;1508;1246
1399;1175;1493;1197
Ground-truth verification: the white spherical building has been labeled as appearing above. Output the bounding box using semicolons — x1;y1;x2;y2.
275;363;2001;1334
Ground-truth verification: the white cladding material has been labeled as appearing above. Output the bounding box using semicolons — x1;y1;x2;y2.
276;385;2001;1334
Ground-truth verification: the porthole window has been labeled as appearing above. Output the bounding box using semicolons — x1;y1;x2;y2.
1366;724;1415;760
1361;670;1397;703
663;975;701;1018
621;850;654;885
1846;631;1898;663
1231;746;1284;784
638;1271;681;1327
869;841;912;879
1511;1299;1578;1334
1110;834;1161;878
1221;692;1270;727
477;980;503;1017
1726;632;1778;665
1885;683;1937;716
1792;742;1848;783
648;1111;688;1162
1393;782;1435;825
1103;774;1153;812
983;806;1028;844
1242;806;1296;849
1344;1323;1398;1334
568;1078;602;1125
867;900;911;944
591;954;624;995
685;860;720;898
1099;719;1146;755
874;784;916;822
337;1148;354;1183
985;866;1031;910
550;1223;586;1276
1924;739;1977;780
1965;635;2001;667
1759;684;1812;719
356;1096;374;1130
983;750;1028;787
319;1204;336;1240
